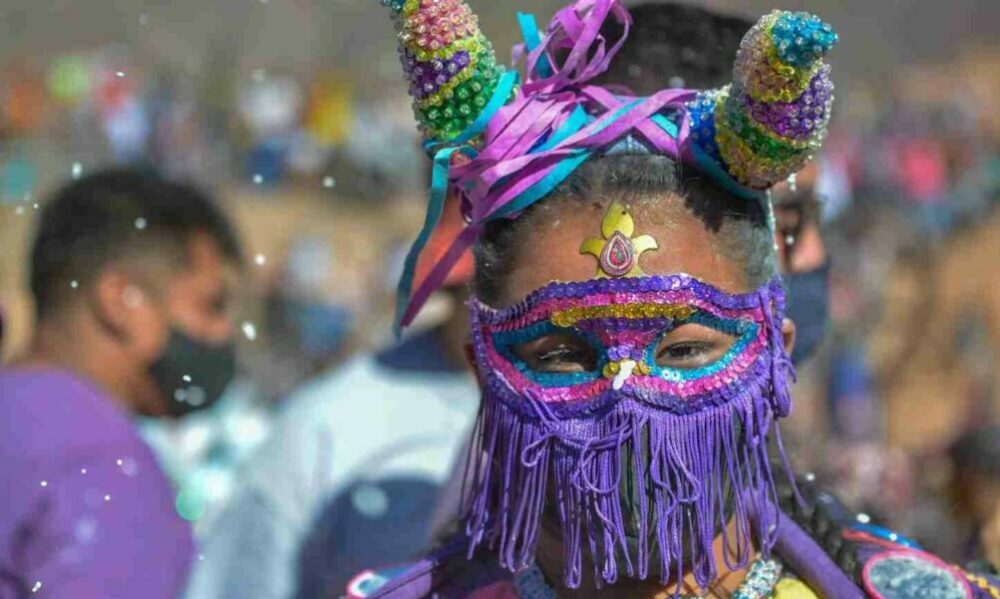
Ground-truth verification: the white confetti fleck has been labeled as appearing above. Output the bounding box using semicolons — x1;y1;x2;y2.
116;459;124;467
104;494;111;502
32;203;39;210
134;217;147;230
856;512;871;524
81;468;87;474
254;254;266;266
182;375;192;383
252;173;263;185
40;481;48;487
31;581;42;593
115;71;126;79
70;280;79;289
323;176;336;189
198;554;205;562
15;206;25;216
71;162;83;179
242;322;258;341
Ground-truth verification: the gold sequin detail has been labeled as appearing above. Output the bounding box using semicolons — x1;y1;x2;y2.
602;360;652;379
551;304;695;328
966;573;1000;598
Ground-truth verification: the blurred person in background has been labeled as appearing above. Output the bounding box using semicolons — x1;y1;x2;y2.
187;196;479;599
0;169;243;597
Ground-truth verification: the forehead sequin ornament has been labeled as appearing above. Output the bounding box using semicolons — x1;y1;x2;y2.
580;202;658;278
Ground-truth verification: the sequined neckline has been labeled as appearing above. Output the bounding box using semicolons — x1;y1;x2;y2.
512;558;784;599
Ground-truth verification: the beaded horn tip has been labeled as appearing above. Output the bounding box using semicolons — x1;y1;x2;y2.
381;0;507;142
688;11;839;190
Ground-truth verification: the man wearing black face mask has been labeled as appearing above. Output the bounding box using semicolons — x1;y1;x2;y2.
594;2;831;365
0;169;243;597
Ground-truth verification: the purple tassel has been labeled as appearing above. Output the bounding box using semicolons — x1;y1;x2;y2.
461;366;790;590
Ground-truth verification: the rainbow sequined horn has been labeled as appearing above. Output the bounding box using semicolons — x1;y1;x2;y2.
381;0;508;143
688;11;838;190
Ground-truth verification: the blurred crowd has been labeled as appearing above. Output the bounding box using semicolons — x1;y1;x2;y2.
1;8;1000;598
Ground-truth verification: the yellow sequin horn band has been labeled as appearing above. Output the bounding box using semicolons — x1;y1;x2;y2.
380;0;509;143
687;11;838;190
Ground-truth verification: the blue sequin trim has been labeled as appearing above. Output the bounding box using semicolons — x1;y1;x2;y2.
646;314;758;382
491;321;607;387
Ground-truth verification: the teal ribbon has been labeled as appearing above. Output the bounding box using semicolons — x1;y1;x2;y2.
393;144;472;336
518;12;553;79
396;69;519;335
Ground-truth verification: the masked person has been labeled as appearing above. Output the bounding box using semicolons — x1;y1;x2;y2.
345;1;1000;597
0;169;242;597
186;197;480;599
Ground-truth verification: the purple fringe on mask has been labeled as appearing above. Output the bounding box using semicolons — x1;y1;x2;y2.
460;283;797;592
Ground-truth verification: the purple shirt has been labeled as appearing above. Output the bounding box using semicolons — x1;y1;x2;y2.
0;369;193;598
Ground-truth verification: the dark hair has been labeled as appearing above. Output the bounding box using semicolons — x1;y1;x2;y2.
951;426;1000;479
594;2;753;93
30;168;243;318
474;154;775;305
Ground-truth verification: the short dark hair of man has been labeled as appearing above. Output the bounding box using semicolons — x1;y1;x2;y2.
595;2;753;93
30;168;243;319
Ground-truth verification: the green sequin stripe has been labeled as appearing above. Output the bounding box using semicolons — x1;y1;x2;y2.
714;118;810;188
719;100;810;162
399;0;419;18
419;60;504;140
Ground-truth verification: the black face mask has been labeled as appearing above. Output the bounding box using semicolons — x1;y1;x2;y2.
149;328;236;417
785;260;831;365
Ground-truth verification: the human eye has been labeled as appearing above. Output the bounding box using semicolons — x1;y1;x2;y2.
512;332;599;373
655;323;736;369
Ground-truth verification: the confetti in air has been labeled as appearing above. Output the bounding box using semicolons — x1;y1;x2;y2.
254;254;266;266
40;481;48;487
104;494;111;502
116;71;126;78
135;217;147;230
70;280;79;289
252;174;264;185
182;375;192;383
116;459;124;467
81;468;87;474
31;582;41;593
242;322;258;341
323;176;336;189
71;162;83;179
15;206;24;216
